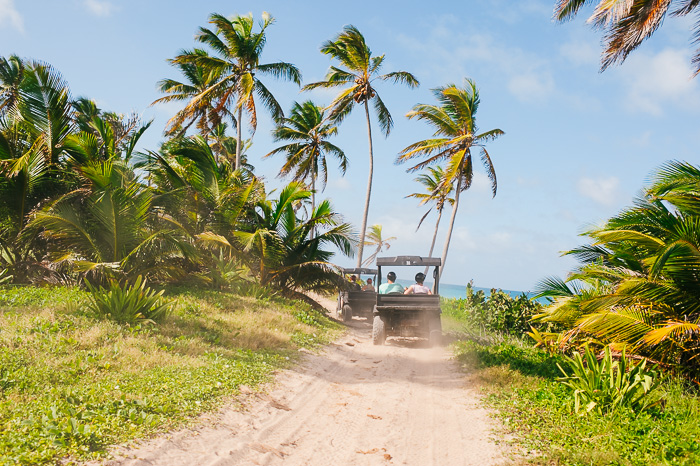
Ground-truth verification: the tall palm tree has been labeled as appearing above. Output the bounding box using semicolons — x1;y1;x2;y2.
397;79;503;274
554;0;700;75
303;25;419;267
265;100;347;216
153;49;234;138
362;224;396;267
173;12;302;170
406;166;454;271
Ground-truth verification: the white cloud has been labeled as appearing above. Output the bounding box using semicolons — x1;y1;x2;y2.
508;72;555;102
395;15;557;104
0;0;23;32
577;176;620;206
619;48;700;115
84;0;114;17
559;40;599;67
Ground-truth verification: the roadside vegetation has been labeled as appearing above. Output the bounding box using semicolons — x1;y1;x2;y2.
0;285;341;465
444;162;700;465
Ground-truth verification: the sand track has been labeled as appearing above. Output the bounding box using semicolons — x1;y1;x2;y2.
99;315;506;466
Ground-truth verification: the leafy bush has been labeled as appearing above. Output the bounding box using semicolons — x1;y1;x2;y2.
443;282;542;335
85;276;172;325
557;345;661;415
453;338;700;465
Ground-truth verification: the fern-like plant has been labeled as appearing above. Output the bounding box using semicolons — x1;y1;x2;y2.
557;346;661;415
85;276;171;325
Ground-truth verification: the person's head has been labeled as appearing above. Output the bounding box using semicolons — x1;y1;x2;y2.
367;278;372;284
387;271;397;283
350;275;357;282
415;272;426;285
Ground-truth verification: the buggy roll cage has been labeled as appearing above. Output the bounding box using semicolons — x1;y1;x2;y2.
375;256;442;294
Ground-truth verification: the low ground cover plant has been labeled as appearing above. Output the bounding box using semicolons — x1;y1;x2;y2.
0;285;341;465
86;276;172;325
446;297;700;465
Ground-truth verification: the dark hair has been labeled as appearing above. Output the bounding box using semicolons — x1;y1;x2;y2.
415;272;425;284
387;271;397;282
367;278;372;283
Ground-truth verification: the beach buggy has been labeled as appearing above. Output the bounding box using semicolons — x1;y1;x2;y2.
372;256;442;346
336;267;377;321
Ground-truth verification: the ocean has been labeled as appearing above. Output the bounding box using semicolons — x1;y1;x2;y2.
395;279;540;301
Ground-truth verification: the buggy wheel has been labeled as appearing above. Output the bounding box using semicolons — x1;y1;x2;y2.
342;304;353;322
372;315;386;345
429;316;442;347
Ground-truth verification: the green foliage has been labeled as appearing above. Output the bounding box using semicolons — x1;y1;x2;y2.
0;285;338;464
85;276;172;325
0;269;12;285
535;161;700;380
453;338;700;465
557;345;661;415
442;282;542;335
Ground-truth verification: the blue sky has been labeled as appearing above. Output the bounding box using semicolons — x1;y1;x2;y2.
2;0;699;291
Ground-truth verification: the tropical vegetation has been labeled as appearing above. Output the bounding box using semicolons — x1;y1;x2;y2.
406;165;454;265
303;25;419;267
0;284;340;465
397;79;503;273
534;161;700;381
553;0;700;75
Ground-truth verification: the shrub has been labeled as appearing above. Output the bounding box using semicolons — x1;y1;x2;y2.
557;345;662;415
443;282;542;335
85;276;172;325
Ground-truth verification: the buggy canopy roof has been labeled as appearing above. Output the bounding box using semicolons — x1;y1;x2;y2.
341;267;377;275
375;256;441;267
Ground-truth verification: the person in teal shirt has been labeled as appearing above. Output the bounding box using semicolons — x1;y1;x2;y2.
378;271;404;294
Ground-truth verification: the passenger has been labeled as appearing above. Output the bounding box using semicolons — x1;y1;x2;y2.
378;272;404;294
404;272;432;294
362;278;375;292
349;274;361;291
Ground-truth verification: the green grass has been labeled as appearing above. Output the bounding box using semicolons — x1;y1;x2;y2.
452;337;700;465
0;285;341;465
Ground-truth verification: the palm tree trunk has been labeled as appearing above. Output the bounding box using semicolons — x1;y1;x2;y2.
310;175;316;239
235;106;243;170
425;208;443;275
440;177;462;278
356;100;374;268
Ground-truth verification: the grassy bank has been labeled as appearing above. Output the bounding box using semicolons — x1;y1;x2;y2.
0;286;341;465
443;297;700;466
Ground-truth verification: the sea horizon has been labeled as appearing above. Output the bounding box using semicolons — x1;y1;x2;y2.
394;278;541;302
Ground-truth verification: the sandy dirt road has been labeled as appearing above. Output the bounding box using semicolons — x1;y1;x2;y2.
102;315;506;466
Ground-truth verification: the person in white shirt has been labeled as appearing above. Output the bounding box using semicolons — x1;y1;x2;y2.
404;272;432;294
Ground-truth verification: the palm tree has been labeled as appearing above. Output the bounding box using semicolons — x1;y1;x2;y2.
554;0;700;75
362;224;396;267
232;182;354;294
265;100;347;216
397;79;503;274
153;49;234;138
303;25;419;267
173;12;302;170
30;160;183;283
534;162;700;378
0;61;76;282
406;166;454;271
0;55;24;116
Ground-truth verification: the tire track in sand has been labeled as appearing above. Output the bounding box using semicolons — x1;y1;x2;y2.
97;316;507;466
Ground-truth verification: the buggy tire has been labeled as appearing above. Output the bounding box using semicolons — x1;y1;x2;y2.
372;315;386;345
429;330;442;347
342;304;353;322
429;316;442;347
